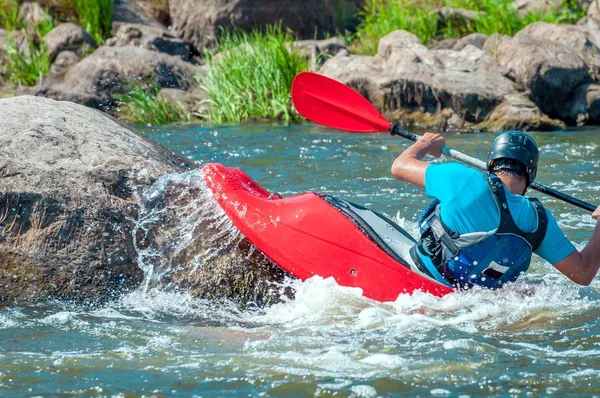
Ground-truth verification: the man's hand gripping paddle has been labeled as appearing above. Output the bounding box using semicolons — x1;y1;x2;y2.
291;71;597;212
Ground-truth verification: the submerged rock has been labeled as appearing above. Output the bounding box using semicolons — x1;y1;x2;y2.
0;96;289;306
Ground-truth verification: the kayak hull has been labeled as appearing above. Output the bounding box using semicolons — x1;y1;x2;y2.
202;163;453;302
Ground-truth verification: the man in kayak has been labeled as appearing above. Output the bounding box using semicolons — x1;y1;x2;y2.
391;130;600;289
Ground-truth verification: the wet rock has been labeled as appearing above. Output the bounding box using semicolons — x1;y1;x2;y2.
319;30;515;130
168;0;363;52
34;45;202;113
106;23;191;61
484;30;591;119
133;169;292;306
0;95;195;304
43;23;97;62
473;92;565;132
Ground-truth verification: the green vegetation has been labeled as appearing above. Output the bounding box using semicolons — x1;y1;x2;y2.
2;33;51;86
198;26;310;124
351;0;588;54
0;0;22;30
75;0;113;43
115;80;191;125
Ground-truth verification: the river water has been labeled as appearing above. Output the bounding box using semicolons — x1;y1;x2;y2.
1;124;599;397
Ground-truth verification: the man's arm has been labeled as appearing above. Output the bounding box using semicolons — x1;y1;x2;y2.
391;133;446;188
553;207;600;285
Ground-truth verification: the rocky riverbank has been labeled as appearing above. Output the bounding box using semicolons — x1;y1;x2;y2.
1;0;600;131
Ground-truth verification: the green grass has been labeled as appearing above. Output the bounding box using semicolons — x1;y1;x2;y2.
2;32;51;86
75;0;113;44
0;0;22;31
115;80;191;125
198;26;310;124
351;0;588;54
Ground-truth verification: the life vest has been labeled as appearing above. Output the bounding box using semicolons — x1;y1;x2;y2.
412;174;548;289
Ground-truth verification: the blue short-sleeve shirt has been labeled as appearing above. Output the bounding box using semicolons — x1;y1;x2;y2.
424;162;575;265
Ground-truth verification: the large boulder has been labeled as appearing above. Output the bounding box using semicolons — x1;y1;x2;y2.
0;96;292;306
483;31;591;120
0;96;194;303
319;30;515;129
34;45;203;112
168;0;363;51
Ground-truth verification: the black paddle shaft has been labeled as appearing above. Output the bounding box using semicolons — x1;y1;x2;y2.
389;124;597;213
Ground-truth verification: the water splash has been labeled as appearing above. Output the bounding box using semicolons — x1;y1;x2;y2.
129;167;290;307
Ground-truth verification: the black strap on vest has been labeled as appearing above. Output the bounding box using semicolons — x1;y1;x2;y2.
487;174;548;251
415;173;549;278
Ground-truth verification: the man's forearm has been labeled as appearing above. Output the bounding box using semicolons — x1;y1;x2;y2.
391;141;432;188
579;221;600;283
555;220;600;285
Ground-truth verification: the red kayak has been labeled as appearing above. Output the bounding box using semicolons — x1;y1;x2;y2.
202;163;453;302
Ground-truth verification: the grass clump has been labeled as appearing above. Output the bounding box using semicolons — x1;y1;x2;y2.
3;33;51;86
75;0;113;43
352;0;588;54
115;80;191;125
0;0;22;30
198;25;310;124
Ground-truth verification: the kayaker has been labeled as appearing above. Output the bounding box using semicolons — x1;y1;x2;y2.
391;130;600;289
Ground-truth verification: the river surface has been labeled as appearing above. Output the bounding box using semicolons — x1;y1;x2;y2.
1;124;599;397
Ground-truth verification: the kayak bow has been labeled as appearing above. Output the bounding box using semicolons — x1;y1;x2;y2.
202;163;453;302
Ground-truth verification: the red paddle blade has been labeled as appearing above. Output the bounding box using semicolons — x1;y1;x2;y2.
291;72;391;133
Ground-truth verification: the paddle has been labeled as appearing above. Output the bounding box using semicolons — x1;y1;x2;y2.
291;71;597;213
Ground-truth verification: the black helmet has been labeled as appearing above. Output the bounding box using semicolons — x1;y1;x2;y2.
487;130;539;186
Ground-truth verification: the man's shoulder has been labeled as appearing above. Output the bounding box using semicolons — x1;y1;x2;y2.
428;162;483;180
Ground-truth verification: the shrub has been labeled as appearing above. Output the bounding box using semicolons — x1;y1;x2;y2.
198;25;310;124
